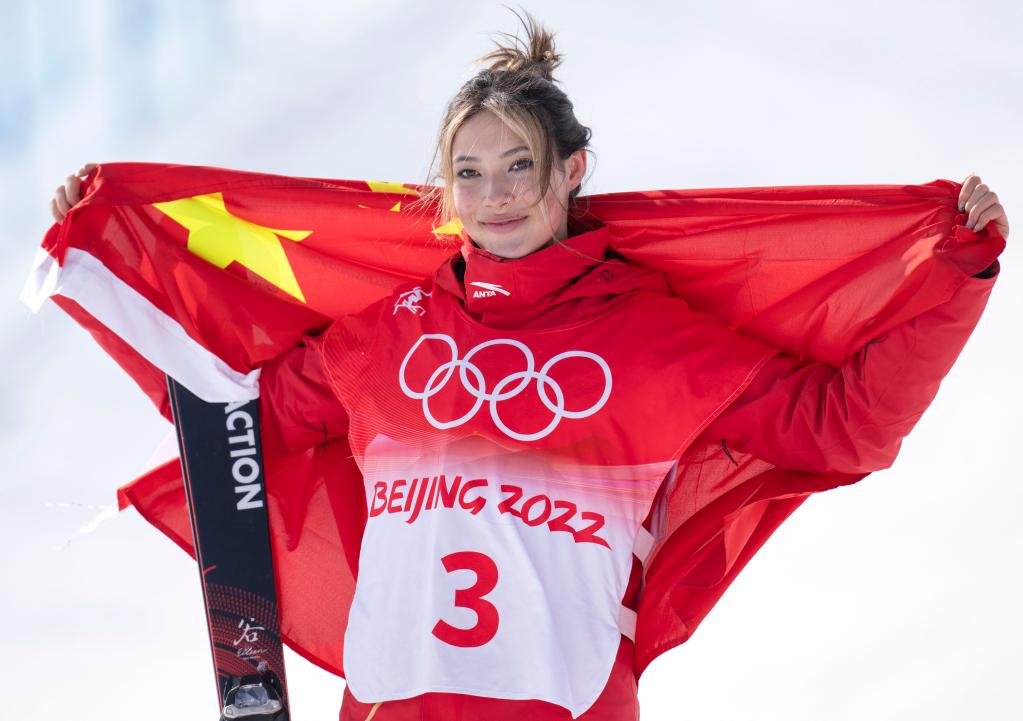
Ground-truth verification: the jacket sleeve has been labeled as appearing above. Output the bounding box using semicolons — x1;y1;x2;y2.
701;263;1000;474
258;329;349;457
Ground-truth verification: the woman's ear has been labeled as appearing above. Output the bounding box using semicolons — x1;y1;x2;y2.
567;149;587;192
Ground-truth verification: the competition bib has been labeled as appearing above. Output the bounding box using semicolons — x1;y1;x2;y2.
342;433;669;718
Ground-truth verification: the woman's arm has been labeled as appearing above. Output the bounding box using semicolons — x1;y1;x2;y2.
258;330;349;457
702;266;999;474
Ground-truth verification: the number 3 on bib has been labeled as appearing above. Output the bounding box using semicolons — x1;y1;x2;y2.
431;551;500;648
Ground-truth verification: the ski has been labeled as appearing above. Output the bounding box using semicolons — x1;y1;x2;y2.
167;377;290;720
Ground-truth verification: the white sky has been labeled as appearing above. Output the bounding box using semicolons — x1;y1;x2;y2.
2;1;1021;719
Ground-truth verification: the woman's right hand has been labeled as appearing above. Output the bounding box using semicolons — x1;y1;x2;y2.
50;163;97;223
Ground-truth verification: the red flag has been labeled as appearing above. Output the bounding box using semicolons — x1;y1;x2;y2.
22;162;1003;681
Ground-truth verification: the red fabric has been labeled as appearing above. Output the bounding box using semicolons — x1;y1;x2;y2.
632;269;998;676
702;275;998;475
259;330;348;458
31;163;1004;699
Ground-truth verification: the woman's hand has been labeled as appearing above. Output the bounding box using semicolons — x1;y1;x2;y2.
50;163;97;223
958;173;1009;239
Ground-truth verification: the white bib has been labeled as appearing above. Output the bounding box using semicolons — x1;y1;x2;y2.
342;434;669;718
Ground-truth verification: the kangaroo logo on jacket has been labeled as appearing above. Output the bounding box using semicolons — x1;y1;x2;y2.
393;286;432;316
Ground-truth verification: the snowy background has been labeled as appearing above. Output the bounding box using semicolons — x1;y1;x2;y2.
2;1;1021;719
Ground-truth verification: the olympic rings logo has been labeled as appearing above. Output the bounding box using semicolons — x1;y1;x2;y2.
398;334;612;442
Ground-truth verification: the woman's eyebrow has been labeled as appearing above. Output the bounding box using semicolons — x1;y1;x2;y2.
454;145;529;163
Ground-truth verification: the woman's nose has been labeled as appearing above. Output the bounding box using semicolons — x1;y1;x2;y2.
482;174;515;205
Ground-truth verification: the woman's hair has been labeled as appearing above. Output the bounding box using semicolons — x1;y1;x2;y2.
418;8;593;230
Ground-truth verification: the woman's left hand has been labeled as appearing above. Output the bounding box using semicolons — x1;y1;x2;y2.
959;174;1009;239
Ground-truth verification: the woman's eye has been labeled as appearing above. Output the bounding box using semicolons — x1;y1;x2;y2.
455;160;530;179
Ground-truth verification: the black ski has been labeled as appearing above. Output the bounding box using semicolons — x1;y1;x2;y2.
167;377;290;720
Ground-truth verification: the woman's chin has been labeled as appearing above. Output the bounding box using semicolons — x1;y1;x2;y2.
471;236;524;259
470;230;553;259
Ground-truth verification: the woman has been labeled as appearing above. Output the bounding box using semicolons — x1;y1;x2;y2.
50;12;1007;721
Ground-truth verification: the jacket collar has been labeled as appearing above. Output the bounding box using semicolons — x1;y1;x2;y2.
432;223;670;329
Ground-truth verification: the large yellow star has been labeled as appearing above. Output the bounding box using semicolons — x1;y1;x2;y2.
152;193;311;303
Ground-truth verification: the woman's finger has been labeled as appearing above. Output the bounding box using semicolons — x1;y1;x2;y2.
963;180;987;211
64;174;82;206
966;189;995;229
970;202;1004;232
963;182;989;216
54;185;71;215
959;174;980;211
50;197;62;223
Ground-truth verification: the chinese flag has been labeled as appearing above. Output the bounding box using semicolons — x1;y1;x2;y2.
22;162;1002;677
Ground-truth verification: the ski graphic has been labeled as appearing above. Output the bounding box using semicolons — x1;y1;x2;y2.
167;377;289;720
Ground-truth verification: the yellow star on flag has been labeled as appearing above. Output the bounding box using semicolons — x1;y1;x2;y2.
366;180;420;196
152;193;311;302
432;218;464;238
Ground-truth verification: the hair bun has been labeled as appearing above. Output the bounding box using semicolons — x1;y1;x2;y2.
478;9;563;82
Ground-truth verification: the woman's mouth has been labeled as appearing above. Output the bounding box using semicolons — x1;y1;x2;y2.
480;216;527;233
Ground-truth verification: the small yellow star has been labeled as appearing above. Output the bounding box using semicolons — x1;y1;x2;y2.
432;218;464;238
366;180;420;196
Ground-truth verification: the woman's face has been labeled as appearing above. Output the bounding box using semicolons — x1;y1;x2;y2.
451;110;586;259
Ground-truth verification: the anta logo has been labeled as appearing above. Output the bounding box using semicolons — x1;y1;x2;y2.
398;334;612;442
469;281;510;298
394;286;432;316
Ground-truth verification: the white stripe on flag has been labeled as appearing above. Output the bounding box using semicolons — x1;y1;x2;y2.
20;246;62;313
21;247;261;402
